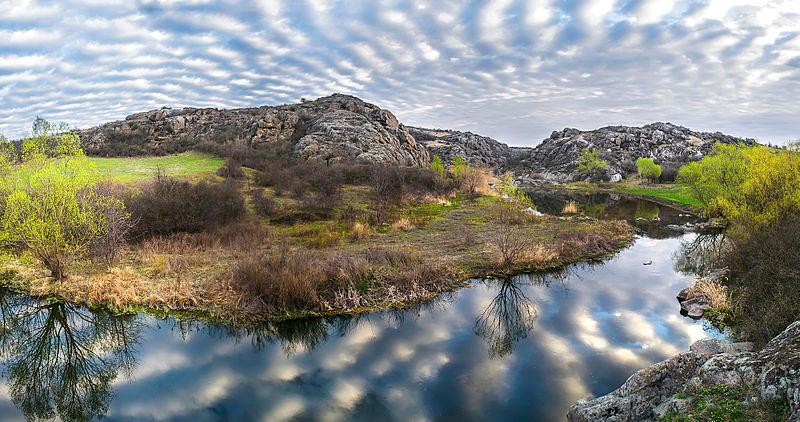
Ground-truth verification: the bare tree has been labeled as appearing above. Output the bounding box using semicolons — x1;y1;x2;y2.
474;279;538;358
491;202;532;269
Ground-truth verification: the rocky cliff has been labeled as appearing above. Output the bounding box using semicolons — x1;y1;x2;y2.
407;126;521;168
79;94;429;166
568;320;800;421
510;123;754;182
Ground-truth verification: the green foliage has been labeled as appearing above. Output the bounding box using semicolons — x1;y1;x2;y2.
659;384;788;422
678;143;800;227
615;185;702;208
636;157;662;182
0;118;124;279
577;148;608;180
21;119;83;162
0;157;109;279
452;155;467;175
431;155;445;175
497;173;532;208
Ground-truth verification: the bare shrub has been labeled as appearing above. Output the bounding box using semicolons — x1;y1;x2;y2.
491;202;533;269
251;189;278;218
217;158;245;179
86;182;133;266
230;246;325;313
126;172;245;239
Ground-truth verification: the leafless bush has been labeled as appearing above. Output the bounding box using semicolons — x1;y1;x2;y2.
126;172;245;239
86;182;134;266
251;189;278;218
491;202;533;269
217;158;245;179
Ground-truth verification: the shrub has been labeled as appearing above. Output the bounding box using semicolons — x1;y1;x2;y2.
726;216;800;345
126;173;245;238
231;246;325;313
576;148;608;181
636;157;662;182
0;157;113;279
87;182;133;266
659;161;681;182
217;158;245;179
251;189;279;219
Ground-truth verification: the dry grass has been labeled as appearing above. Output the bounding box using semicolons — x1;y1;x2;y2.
390;217;416;232
349;221;374;240
562;200;579;214
687;276;731;310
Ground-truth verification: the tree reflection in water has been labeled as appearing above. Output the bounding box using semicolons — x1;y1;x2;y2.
474;278;538;358
673;233;728;276
0;290;140;422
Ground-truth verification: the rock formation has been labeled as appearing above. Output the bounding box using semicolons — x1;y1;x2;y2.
509;122;755;182
79;94;429;166
407;126;521;168
568;320;800;421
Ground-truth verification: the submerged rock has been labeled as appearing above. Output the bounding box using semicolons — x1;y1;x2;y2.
567;320;800;421
680;296;712;319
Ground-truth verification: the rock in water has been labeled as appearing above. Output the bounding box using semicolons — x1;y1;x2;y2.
567;320;800;421
508;122;755;182
79;94;429;166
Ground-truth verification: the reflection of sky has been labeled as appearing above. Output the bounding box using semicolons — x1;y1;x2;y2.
0;233;718;422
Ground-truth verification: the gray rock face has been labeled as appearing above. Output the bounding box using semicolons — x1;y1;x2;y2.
680;296;712;319
407;126;523;168
568;320;800;421
510;122;755;182
79;94;429;166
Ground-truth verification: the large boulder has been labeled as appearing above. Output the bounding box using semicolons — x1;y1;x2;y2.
567;320;800;421
78;94;429;166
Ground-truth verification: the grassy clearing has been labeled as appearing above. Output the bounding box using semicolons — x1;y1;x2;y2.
615;184;703;208
89;151;224;182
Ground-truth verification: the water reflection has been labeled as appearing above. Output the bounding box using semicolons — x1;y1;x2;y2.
0;291;140;421
474;279;538;358
0;194;725;421
673;233;728;276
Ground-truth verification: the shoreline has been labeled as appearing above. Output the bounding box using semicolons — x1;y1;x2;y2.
0;205;635;327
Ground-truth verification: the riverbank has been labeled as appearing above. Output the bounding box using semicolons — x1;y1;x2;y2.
0;191;634;325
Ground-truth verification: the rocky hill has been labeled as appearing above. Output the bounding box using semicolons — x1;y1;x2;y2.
407;126;520;168
79;94;429;166
509;122;755;182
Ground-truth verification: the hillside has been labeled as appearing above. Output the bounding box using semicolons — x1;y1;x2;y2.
407;126;522;167
508;122;755;182
79;94;429;166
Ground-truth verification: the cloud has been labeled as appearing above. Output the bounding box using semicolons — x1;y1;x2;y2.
0;0;797;144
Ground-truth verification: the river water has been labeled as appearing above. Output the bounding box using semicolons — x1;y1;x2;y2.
0;191;723;421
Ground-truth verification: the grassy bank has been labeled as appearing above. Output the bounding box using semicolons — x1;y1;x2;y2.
89;151;224;182
614;184;702;208
0;155;634;324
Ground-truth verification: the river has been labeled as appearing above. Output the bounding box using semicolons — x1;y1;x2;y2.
0;191;723;421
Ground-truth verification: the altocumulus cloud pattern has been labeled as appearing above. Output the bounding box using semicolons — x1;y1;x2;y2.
0;0;798;145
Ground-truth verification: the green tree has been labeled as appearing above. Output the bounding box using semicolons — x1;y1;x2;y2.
636;157;662;182
431;155;445;175
678;143;800;227
452;155;467;176
0;120;125;279
577;148;608;181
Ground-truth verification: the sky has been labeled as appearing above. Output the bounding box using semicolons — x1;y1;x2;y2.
0;0;798;146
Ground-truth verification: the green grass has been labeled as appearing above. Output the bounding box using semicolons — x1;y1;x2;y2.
89;151;224;183
615;185;703;208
